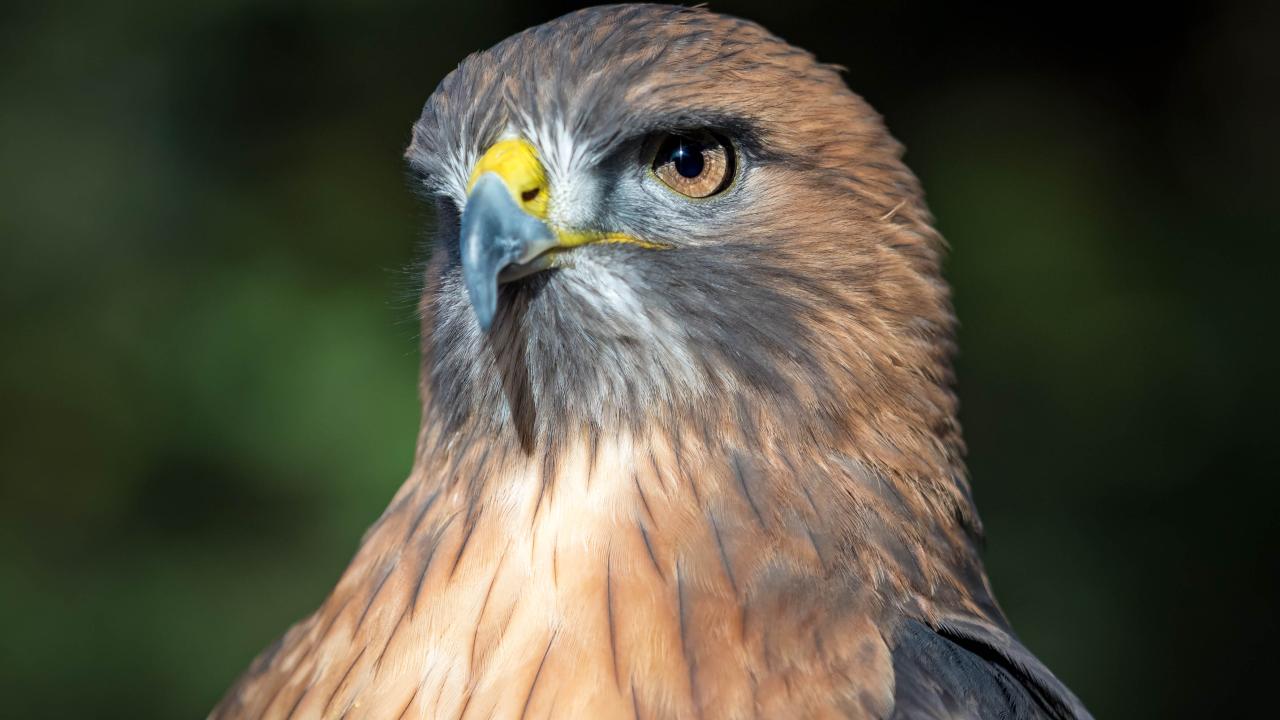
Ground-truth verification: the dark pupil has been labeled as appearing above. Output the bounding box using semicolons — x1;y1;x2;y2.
665;137;705;178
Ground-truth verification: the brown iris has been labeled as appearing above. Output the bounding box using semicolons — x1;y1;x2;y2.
651;131;734;198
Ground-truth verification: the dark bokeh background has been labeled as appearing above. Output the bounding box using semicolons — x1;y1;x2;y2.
3;1;1276;717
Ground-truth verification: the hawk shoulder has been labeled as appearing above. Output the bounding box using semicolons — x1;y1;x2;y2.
888;617;1092;720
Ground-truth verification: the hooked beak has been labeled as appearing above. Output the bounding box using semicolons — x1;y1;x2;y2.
458;137;666;331
459;172;557;331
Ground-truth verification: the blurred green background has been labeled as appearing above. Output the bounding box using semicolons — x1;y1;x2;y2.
2;0;1276;717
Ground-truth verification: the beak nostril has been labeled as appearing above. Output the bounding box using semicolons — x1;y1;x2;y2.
521;187;540;203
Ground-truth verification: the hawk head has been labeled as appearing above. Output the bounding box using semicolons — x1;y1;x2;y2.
406;4;962;504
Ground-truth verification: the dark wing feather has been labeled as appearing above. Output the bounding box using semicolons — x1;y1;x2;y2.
889;618;1092;720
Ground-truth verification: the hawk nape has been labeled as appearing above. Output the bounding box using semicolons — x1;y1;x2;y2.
213;5;1091;719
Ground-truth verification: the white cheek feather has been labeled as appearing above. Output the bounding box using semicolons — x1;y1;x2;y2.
442;121;475;206
517;117;600;231
561;258;707;409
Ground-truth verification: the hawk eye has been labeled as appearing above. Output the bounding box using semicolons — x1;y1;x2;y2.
651;131;734;198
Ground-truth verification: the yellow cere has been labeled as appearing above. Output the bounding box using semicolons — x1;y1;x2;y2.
467;138;549;218
467;138;671;253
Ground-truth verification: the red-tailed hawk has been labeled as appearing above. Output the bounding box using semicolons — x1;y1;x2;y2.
214;5;1091;718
